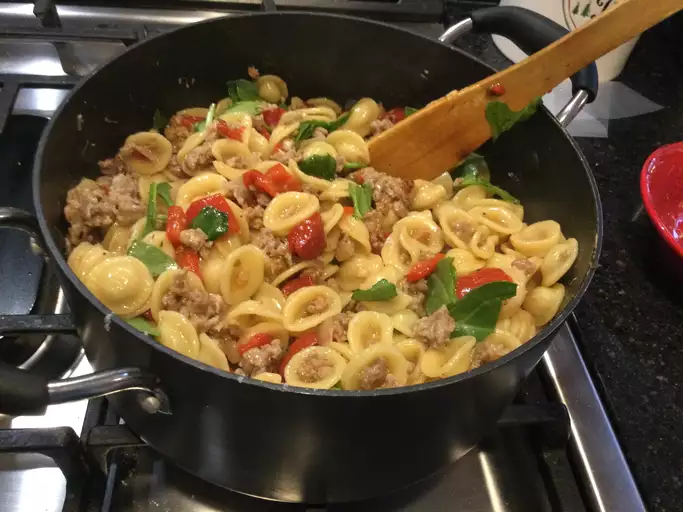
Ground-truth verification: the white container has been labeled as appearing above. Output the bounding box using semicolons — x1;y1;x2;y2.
493;0;639;82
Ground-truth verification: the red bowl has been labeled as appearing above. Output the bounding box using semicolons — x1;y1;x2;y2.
641;141;683;260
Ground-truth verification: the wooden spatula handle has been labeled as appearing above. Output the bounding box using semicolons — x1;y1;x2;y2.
368;0;683;180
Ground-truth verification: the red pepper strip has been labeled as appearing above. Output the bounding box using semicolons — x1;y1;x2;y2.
166;206;187;247
238;333;274;355
256;126;271;140
243;164;301;198
178;115;205;128
406;253;446;282
216;120;245;141
456;268;514;299
185;194;240;235
342;206;355;216
272;142;284;153
353;174;365;184
288;212;325;260
281;275;315;297
175;246;202;277
387;107;406;123
262;107;286;127
142;310;155;322
279;332;318;376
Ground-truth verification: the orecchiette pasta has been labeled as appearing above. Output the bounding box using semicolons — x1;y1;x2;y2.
63;69;580;391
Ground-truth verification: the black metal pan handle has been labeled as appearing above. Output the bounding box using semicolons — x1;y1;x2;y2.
440;6;599;126
0;207;169;415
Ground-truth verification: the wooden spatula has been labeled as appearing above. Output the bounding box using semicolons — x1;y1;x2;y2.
368;0;683;180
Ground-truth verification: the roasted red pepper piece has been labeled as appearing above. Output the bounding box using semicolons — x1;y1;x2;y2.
166;205;187;247
185;194;240;235
243;164;301;198
342;206;355;216
178;115;205;129
216;120;245;141
386;107;406;123
175;246;202;277
406;253;446;282
456;268;514;299
288;212;325;260
281;275;315;297
262;107;286;127
489;83;506;96
279;332;318;376
238;333;274;355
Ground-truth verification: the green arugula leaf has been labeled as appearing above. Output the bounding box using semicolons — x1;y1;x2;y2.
125;317;160;337
152;110;167;132
190;206;229;241
348;182;373;219
128;240;178;277
447;281;518;341
223;100;262;116
343;162;366;171
295;113;350;142
331;381;344;390
141;183;159;238
193;102;216;133
352;279;398;301
404;106;418;117
459;176;519;204
156;182;173;206
485;97;542;141
425;257;456;315
298;154;337;181
454;152;518;204
227;79;260;102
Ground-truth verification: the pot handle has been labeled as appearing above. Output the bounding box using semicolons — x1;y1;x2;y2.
0;207;170;416
440;6;599;127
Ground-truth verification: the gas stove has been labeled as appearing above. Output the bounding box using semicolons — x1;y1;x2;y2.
0;2;645;511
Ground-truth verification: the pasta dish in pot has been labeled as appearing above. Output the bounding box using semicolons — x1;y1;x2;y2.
63;69;579;390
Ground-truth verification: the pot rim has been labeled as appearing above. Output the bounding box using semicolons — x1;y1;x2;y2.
33;11;603;397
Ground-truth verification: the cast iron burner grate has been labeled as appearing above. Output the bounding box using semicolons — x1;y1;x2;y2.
0;392;589;511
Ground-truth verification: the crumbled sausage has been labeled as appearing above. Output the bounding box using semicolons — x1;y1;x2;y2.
370;117;394;136
363;209;388;253
98;155;127;175
271;139;296;163
451;221;475;243
251;229;293;279
63;173;144;250
244;205;265;229
164;115;192;150
164;154;186;179
312;127;328;140
351;167;412;219
296;352;334;383
358;357;397;390
239;339;284;376
400;279;428;317
306;296;328;316
327;312;353;343
161;271;226;333
179;228;209;252
471;343;510;369
182;142;214;174
512;257;540;277
412;306;456;348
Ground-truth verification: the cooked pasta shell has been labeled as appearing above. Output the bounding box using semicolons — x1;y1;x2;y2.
280;107;337;125
395;338;426;385
263;191;320;236
200;246;227;294
338;214;371;253
342;98;380;137
523;284;565;326
471;198;524;220
509;220;562;258
284;346;346;389
391;309;420;337
217;112;252;145
451;185;487;211
142;231;175;259
220;245;265;305
226;300;282;329
67;242;112;280
469;225;498;260
420;336;476;379
380;234;412;272
326;130;370;165
337;253;383;291
175;172;230;210
211;138;254;164
432;172;454;199
178;107;209;117
256;74;288;103
341;344;408;390
541;238;578;286
158;310;200;359
301;140;338;160
319;179;352;202
411;179;447;210
306;97;343;115
321;203;344;234
177;132;205;174
85;256;154;317
254;282;286;312
214;234;243;258
268;122;299;155
288;159;332;192
394;215;444;263
150;268;204;322
496;309;537;343
445;248;485;276
271;261;316;287
281;285;342;332
120;132;172;175
253;372;283;384
197;333;230;371
347;311;394;353
248;128;270;155
239;322;290;347
468;205;524;235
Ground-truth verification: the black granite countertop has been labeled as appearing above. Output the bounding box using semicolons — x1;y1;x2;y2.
445;6;683;511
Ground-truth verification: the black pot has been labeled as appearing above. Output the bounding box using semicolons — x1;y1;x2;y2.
0;9;602;503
